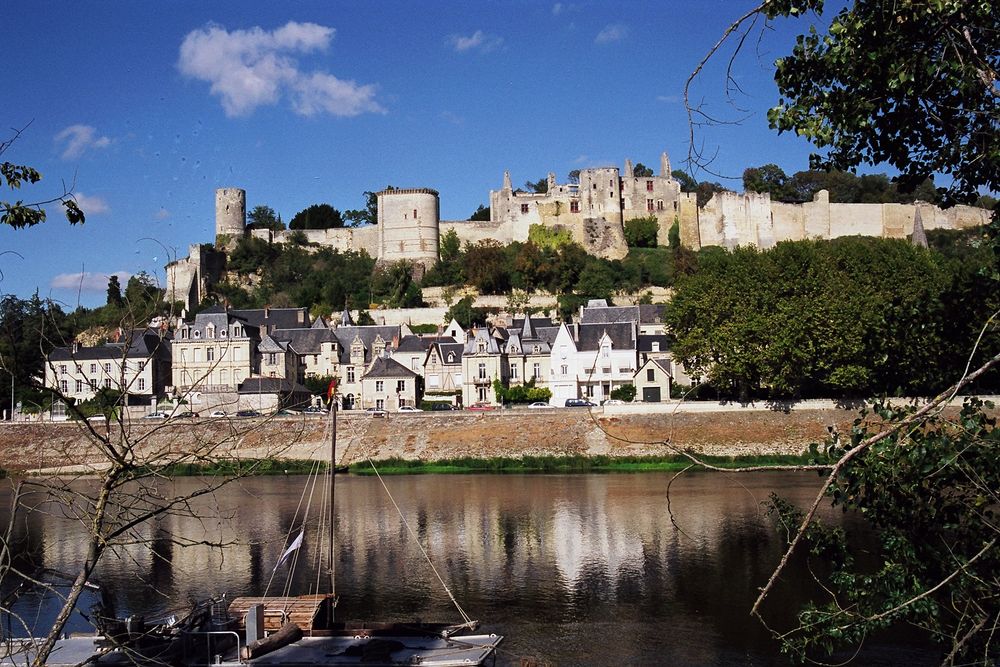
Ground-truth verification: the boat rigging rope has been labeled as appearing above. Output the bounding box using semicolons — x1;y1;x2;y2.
365;458;474;626
260;458;324;599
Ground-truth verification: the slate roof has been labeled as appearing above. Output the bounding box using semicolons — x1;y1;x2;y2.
333;325;401;364
434;342;464;365
579;304;665;326
272;327;339;355
395;335;429;353
536;326;561;346
637;357;674;378
232;307;310;332
464;327;501;355
576;322;636;351
182;307;258;340
363;356;418;379
258;335;288;353
50;329;171;362
638;334;671;353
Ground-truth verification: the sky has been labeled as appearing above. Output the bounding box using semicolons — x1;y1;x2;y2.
1;1;840;309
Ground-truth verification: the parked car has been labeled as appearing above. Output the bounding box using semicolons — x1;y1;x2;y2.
397;405;423;412
428;402;456;411
143;411;169;419
467;402;497;411
208;410;227;418
86;414;108;422
527;402;551;409
601;399;625;406
274;409;299;417
564;398;597;408
236;409;261;418
302;405;325;414
365;407;387;417
174;411;200;418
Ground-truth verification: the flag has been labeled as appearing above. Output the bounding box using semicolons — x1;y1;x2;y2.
273;529;304;572
326;378;338;402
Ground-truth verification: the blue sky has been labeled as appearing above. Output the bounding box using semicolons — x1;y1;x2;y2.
1;1;836;308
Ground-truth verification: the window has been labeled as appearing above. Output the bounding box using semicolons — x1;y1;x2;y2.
478;363;487;379
103;379;111;389
138;378;145;391
651;342;660;352
510;363;518;379
413;208;417;218
376;380;384;392
194;330;201;338
609;179;614;187
478;341;487;353
269;371;276;378
234;348;241;361
561;364;568;375
376;398;385;410
347;367;355;383
532;345;540;353
60;380;68;393
206;325;215;338
181;329;188;340
396;380;405;393
520;203;529;214
90;379;97;390
647;198;654;211
194;349;201;363
60;364;67;375
533;363;541;379
647;369;655;381
220;330;227;337
90;363;97;373
139;361;146;371
478;387;487;401
104;363;111;373
266;353;276;365
570;201;579;213
646;180;654;192
207;348;215;362
75;380;83;392
220;370;228;385
411;359;420;371
447;352;455;363
657;200;664;211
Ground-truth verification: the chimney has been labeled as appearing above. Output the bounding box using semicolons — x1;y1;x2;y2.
72;340;79;354
264;305;270;319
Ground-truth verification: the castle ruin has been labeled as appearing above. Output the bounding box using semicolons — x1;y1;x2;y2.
166;151;991;308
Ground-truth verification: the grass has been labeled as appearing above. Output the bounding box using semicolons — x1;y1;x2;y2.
148;458;322;477
347;453;814;475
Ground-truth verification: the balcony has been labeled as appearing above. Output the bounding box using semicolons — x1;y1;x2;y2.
473;376;492;385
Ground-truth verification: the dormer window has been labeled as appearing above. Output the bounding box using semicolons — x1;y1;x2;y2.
206;325;215;338
447;352;455;363
651;342;660;352
478;341;487;353
220;330;227;338
533;345;541;353
194;330;201;339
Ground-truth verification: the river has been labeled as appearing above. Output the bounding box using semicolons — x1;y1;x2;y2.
1;471;933;665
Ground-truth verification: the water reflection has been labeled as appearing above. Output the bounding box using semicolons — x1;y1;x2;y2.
0;472;931;665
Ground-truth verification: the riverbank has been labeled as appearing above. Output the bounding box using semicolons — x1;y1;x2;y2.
0;404;869;475
1;398;993;476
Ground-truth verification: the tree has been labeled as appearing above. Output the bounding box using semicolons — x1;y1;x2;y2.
289;203;345;230
742;164;788;198
247;204;284;231
344;189;384;226
624;216;658;248
1;127;84;229
106;275;124;309
524;177;548;194
678;2;1000;660
469;204;490;221
767;1;998;206
567;169;581;184
462;240;511;295
632;163;653;177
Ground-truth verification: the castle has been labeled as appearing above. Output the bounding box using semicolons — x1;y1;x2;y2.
166;151;991;308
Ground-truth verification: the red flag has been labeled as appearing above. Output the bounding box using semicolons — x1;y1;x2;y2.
326;378;337;401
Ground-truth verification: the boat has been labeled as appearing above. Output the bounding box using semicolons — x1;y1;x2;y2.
3;401;502;666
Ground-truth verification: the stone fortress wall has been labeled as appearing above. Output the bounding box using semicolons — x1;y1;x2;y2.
165;150;991;309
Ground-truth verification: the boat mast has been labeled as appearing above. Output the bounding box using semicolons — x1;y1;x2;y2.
329;399;337;598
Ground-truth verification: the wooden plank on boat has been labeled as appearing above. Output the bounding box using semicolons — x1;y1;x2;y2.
228;595;331;632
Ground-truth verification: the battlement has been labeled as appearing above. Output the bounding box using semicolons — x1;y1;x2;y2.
377;188;439;197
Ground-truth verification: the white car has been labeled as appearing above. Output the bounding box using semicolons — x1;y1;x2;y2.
143;411;169;419
397;406;423;413
527;402;551;409
208;410;227;418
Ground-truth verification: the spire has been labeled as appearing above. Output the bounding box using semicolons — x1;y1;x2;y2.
340;307;353;327
660;151;671;177
911;207;928;248
520;313;536;340
502;170;512;192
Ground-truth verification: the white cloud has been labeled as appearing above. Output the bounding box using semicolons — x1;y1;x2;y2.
51;271;130;292
595;23;628;44
72;192;109;215
54;125;111;160
447;30;503;54
178;21;384;117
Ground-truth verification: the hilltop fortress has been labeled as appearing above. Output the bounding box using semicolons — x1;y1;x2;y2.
166;151;990;308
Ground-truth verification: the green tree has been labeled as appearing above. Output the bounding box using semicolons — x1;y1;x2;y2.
247;204;284;231
289;203;345;230
742;164;789;199
632;163;653;177
1;128;84;228
609;384;636;402
623;216;658;248
524;177;548;194
344;189;384;226
469;204;490;221
767;0;998;205
567;169;580;184
463;240;511;295
106;275;124;309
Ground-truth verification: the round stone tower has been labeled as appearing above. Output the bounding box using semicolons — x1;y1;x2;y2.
215;187;246;245
376;188;440;273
